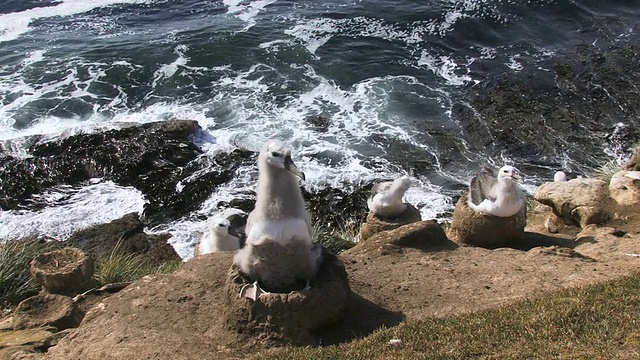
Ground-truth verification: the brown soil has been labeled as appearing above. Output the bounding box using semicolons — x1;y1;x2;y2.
12;202;640;360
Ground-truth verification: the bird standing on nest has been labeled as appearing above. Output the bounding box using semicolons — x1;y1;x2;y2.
234;140;322;300
467;165;525;217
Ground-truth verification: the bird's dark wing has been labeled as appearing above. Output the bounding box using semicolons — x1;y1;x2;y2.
227;213;248;230
469;166;498;205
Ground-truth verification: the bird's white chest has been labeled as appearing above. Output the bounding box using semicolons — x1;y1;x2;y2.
247;218;311;245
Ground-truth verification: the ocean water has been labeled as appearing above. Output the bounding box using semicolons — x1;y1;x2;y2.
1;0;638;259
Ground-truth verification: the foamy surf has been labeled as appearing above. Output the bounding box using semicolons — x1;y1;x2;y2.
0;0;150;43
0;181;145;241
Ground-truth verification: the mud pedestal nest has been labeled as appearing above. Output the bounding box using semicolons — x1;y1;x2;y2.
448;194;526;248
360;204;422;241
30;247;95;295
223;250;350;347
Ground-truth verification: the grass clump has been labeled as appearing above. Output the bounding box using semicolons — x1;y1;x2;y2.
95;239;182;285
256;272;640;359
313;221;359;254
592;160;623;181
0;239;60;306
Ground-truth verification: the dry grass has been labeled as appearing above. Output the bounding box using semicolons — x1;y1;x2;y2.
256;272;640;359
592;160;623;181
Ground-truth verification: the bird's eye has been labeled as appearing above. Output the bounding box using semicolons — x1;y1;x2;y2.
218;223;225;227
270;151;281;157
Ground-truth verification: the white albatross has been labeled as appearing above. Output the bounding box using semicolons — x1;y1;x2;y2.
467;165;525;217
195;217;243;255
233;140;322;300
367;175;412;218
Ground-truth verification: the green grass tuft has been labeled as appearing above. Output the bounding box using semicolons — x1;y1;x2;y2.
95;239;183;285
313;221;359;254
255;272;640;359
0;240;60;306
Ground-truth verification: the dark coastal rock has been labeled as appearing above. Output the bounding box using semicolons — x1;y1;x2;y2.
303;186;371;228
223;250;350;347
0;120;255;226
30;247;95;295
453;43;640;168
12;294;82;331
66;213;180;266
304;115;331;132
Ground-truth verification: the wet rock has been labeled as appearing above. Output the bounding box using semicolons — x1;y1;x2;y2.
454;43;640;164
359;205;421;242
12;294;82;331
609;170;640;206
304;186;371;227
448;194;526;248
0;120;255;226
30;247;94;295
65;213;180;267
534;178;612;227
223;250;350;347
304;115;331;132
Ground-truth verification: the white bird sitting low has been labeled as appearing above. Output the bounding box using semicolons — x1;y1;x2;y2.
195;217;243;255
367;175;412;218
233;140;322;300
467;165;525;217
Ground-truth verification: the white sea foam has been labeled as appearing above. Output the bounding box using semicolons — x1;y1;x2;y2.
223;0;277;31
0;181;145;241
506;55;523;71
418;52;476;86
0;0;150;43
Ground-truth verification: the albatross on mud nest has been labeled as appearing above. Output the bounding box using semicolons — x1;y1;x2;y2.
233;140;322;301
367;175;412;218
467;165;525;217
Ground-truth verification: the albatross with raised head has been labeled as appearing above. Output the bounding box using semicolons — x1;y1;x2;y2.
233;140;322;300
367;175;412;218
467;165;525;217
196;217;244;255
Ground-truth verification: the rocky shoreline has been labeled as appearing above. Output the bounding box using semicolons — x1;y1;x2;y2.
2;39;640;359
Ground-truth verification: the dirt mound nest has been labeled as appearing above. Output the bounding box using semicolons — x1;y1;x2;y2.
360;204;422;241
223;250;350;347
448;194;526;248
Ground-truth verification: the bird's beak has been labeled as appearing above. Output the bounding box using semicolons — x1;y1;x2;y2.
284;156;305;181
227;226;243;239
512;172;523;182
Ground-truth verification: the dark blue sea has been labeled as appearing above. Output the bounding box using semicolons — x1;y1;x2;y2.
1;0;639;258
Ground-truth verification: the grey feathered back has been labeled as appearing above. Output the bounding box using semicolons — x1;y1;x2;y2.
469;166;498;205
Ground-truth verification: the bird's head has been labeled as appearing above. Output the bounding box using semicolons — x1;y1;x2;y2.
497;165;522;182
260;140;305;180
209;218;242;238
